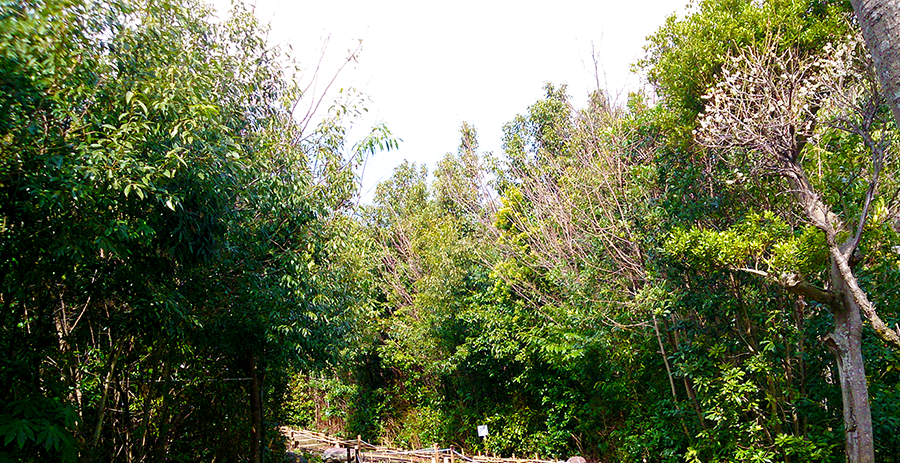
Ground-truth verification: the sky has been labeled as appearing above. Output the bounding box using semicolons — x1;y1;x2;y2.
207;0;688;201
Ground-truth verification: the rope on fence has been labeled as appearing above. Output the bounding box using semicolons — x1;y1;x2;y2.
450;448;480;463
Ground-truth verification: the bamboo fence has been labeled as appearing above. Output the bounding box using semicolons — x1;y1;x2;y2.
280;428;561;463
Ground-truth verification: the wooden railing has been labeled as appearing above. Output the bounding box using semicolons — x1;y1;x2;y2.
280;428;561;463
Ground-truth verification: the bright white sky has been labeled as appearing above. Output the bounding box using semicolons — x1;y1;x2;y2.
208;0;688;201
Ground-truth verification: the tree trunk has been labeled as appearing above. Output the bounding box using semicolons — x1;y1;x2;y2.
851;0;900;126
249;355;262;463
670;314;706;429
792;299;808;436
154;359;174;462
826;255;875;463
652;315;693;440
137;348;161;461
92;340;124;447
652;314;679;400
781;166;876;462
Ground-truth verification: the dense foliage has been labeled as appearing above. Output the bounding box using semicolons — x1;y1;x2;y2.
286;1;900;463
3;0;900;462
0;0;395;461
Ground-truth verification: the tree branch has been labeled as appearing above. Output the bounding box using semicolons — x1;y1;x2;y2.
830;245;900;349
737;267;835;306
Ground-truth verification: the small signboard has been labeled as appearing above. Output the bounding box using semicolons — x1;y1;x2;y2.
477;425;489;437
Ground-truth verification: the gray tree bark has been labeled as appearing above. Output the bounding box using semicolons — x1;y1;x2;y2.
846;4;900;461
825;252;874;463
694;38;900;461
780;162;876;463
852;0;900;126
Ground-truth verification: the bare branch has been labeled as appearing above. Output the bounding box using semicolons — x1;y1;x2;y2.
695;32;900;351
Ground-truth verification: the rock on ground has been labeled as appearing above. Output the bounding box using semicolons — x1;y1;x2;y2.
323;447;357;463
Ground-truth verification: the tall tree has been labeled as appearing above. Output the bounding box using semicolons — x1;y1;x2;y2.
643;0;900;460
688;26;897;463
0;0;396;460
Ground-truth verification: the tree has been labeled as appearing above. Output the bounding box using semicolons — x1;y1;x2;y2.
0;0;396;461
641;0;900;460
492;84;654;307
489;85;704;460
690;31;898;463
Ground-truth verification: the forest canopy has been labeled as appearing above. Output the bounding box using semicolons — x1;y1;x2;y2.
1;0;899;462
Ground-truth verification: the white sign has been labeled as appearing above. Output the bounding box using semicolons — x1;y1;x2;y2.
477;425;488;437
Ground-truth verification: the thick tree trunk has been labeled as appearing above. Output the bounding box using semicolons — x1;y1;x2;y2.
780;166;876;462
800;13;900;454
825;254;874;463
851;0;900;126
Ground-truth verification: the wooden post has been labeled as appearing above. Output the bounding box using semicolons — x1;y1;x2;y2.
432;443;438;463
450;445;455;463
357;435;361;463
